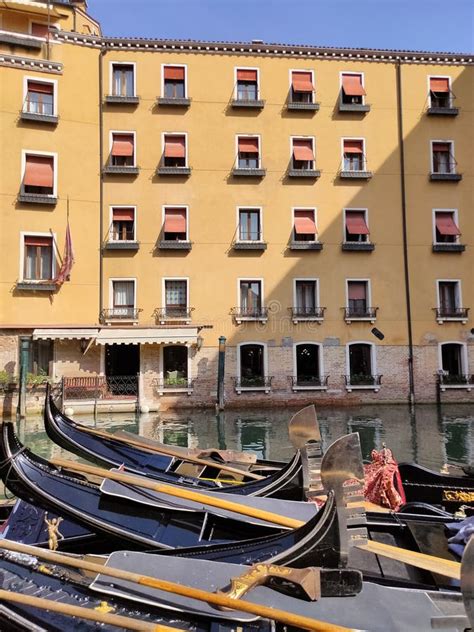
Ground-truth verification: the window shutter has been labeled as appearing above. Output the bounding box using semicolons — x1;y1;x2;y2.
346;211;369;235
430;77;449;93
294;210;316;234
344;140;364;153
238;137;259;153
164;208;187;233
112;208;134;221
164;66;185;80
24;235;52;247
342;74;366;96
348;282;367;300
292;71;313;92
111;134;134;156
28;81;54;94
164;135;186;157
24;155;54;187
293;139;314;161
435;213;460;235
237;69;258;81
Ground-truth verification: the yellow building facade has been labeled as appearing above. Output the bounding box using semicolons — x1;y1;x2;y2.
0;0;472;413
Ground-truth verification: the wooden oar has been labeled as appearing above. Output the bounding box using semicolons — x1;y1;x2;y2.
51;457;462;580
51;457;301;528
0;588;178;631
0;540;355;632
75;424;264;481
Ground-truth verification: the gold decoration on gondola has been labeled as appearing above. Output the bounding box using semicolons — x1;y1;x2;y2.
443;490;474;503
44;513;64;551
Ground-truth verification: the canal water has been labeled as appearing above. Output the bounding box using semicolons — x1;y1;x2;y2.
5;403;473;475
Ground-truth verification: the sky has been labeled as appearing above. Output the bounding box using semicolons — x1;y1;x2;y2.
87;0;474;54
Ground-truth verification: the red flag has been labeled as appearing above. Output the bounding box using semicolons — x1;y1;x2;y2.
55;221;74;286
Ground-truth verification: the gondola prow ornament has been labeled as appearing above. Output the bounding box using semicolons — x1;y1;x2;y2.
44;513;64;551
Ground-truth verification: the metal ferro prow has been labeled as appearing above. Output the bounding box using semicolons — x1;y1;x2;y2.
311;433;368;566
288;405;321;450
217;563;321;605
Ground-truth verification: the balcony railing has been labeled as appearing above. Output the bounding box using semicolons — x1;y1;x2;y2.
105;94;140;105
342;241;375;252
289;240;323;251
437;373;473;389
430;166;462;182
434;307;469;322
339;168;373;179
234;376;273;393
154;377;194;394
103;164;139;175
232;165;266;177
233;240;267;251
156;164;192;176
16;280;57;292
287;99;319;111
104;237;140;251
100;308;142;323
432;242;465;253
290;306;325;323
63;375;138;400
231;307;268;323
290;375;329;390
18;192;57;205
231;95;265;109
339;101;371;113
288;166;321;178
157;239;193;250
344;307;378;322
345;374;382;391
20;108;58;125
156;96;192;107
427;95;458;116
154;307;194;323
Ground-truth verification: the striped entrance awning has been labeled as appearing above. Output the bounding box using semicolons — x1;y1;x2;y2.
94;328;199;346
33;329;99;340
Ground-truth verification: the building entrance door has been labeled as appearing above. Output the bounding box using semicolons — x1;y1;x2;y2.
105;344;139;396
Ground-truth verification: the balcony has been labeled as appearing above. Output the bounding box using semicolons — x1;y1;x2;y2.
287;100;320;111
438;373;473;392
105;94;140;105
103;240;140;251
154;377;194;395
17;193;57;205
103;164;139;176
338;102;371;113
434;307;469;324
231;97;265;109
427;97;458;116
156;165;191;176
342;241;375;252
289;240;323;251
16;280;56;292
0;31;43;49
290;375;329;391
430;169;462;182
234;376;273;394
287;167;321;179
231;307;268;324
432;242;465;253
232;166;266;177
345;374;382;392
157;240;192;250
289;306;325;324
156;96;191;107
427;106;459;116
339;169;373;180
20;110;58;125
344;307;378;323
233;240;267;251
154;307;194;324
100;308;142;324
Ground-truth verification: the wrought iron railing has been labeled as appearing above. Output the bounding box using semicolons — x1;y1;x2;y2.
290;375;329;388
434;307;469;319
233;376;273;389
153;377;194;391
63;375;138;400
231;307;269;320
100;308;142;322
345;374;382;387
154;307;194;322
437;373;473;386
344;307;378;319
290;306;326;319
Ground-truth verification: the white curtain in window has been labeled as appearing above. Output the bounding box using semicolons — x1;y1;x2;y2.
113;281;134;313
166;281;186;306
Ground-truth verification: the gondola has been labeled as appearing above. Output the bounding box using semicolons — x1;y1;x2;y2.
44;391;306;499
45;391;474;511
0;421;464;592
0;543;471;632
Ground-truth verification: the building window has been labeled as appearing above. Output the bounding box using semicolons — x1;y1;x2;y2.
437;281;461;317
238;209;261;242
29;339;53;376
345;210;370;243
111;208;135;241
163;135;186;167
165;279;188;317
163;66;186;98
434;211;460;244
23;154;54;195
293;209;317;242
290;71;314;103
237;136;260;168
163;208;187;241
295;280;317;314
110;133;135;166
347;281;368;316
348;343;376;386
240;280;262;316
440;343;467;381
432;142;455;174
31;22;49;38
23;235;53;281
291;138;315;170
163;345;188;387
341;73;366;104
239;343;265;386
24;80;54;116
429;77;452;109
295;343;321;386
343;139;365;171
112;280;135;317
112;64;135;97
236;68;259;101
